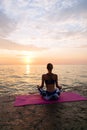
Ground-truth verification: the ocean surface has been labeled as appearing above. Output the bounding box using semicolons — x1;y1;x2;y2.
0;65;87;96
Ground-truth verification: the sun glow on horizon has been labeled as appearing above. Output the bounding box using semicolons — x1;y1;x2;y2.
21;51;34;65
24;55;32;64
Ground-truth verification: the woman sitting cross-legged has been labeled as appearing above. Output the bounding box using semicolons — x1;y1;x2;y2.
37;63;62;100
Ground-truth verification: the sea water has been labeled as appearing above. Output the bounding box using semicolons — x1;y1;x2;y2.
0;65;87;96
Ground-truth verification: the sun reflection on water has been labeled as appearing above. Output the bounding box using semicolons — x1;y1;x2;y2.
26;65;30;74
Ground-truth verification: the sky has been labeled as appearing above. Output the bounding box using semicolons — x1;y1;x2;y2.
0;0;87;65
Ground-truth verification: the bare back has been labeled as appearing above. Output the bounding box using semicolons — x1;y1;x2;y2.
42;73;58;92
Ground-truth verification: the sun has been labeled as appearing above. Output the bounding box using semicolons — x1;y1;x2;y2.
21;51;33;65
25;55;31;64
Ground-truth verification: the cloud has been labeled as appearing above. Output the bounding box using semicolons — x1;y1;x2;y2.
0;0;87;49
0;38;46;51
0;10;16;37
47;0;87;20
45;0;87;34
78;44;87;48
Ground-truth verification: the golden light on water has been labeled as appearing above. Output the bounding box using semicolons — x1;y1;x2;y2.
26;65;30;74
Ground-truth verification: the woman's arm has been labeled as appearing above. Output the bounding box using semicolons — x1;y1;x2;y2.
56;75;62;90
37;74;44;88
40;74;44;88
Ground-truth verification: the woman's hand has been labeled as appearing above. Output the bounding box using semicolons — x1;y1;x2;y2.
58;85;62;90
37;85;40;88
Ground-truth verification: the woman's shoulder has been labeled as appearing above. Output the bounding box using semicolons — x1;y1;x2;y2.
42;73;58;77
42;74;47;77
52;73;58;76
51;73;58;79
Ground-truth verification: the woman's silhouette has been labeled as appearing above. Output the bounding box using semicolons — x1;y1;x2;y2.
37;63;62;100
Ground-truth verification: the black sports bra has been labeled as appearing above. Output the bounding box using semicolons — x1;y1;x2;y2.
45;74;55;85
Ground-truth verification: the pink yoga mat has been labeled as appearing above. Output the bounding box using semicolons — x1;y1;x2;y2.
14;92;87;107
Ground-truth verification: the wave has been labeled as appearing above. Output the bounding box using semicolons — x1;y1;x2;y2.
0;65;87;96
